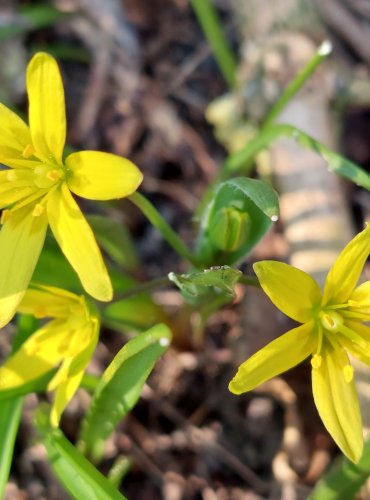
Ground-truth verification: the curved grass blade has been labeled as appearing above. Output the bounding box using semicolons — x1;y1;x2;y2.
224;124;370;192
35;405;127;500
80;323;172;461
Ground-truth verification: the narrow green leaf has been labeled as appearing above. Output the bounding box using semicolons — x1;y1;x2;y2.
80;324;172;461
310;440;370;500
0;397;23;498
169;266;242;306
224;124;370;192
190;0;237;88
197;177;279;266
35;406;127;500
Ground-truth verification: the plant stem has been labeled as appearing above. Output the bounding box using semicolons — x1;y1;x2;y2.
190;0;237;89
128;192;200;267
238;275;260;287
114;276;170;301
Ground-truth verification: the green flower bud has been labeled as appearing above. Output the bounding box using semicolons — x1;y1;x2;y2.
208;207;251;252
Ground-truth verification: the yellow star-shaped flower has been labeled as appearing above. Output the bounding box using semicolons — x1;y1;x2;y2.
229;224;370;463
0;284;99;426
0;52;143;327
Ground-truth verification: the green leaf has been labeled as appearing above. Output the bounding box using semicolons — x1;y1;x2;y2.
0;397;23;498
168;266;242;306
87;215;139;271
310;439;370;500
102;296;168;333
197;177;279;266
35;406;127;500
80;324;172;461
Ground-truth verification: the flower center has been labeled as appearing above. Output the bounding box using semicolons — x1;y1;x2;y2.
320;310;343;332
33;165;64;189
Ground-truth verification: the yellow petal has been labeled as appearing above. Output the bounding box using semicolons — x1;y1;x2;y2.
323;224;370;305
229;322;314;394
0;104;35;169
49;321;99;426
47;184;113;301
312;341;363;463
66;151;143;200
0;206;48;327
253;261;322;322
26;52;66;164
50;367;84;427
338;321;370;366
0;319;68;389
18;283;83;318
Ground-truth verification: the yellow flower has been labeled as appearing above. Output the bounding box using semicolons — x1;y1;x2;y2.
0;52;143;327
229;224;370;463
0;284;99;426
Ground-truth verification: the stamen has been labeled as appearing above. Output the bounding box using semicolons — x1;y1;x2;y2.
47;169;62;182
338;323;370;350
311;354;322;369
22;144;35;159
320;311;343;332
32;204;45;217
6;170;17;182
343;364;354;383
1;210;11;224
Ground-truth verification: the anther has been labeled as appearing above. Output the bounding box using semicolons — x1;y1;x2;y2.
22;144;35;159
343;364;354;383
320;311;343;332
32;204;45;217
311;354;322;369
47;169;62;182
1;210;11;224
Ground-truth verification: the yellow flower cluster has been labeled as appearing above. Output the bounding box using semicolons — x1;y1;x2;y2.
0;52;143;424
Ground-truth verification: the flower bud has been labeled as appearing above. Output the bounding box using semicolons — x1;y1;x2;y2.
208;207;251;252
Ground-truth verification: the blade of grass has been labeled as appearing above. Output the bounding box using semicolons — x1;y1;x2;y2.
190;0;237;88
35;406;127;500
0;397;23;498
262;40;332;129
224;123;370;191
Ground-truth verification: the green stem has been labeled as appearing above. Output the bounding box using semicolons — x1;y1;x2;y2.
262;40;332;129
114;276;170;301
190;0;237;89
128;192;200;267
238;275;260;287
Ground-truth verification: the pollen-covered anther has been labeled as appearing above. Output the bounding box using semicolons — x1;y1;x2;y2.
311;354;322;369
344;364;354;383
32;203;45;217
320;310;343;332
22;144;35;159
1;209;11;224
47;169;62;182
